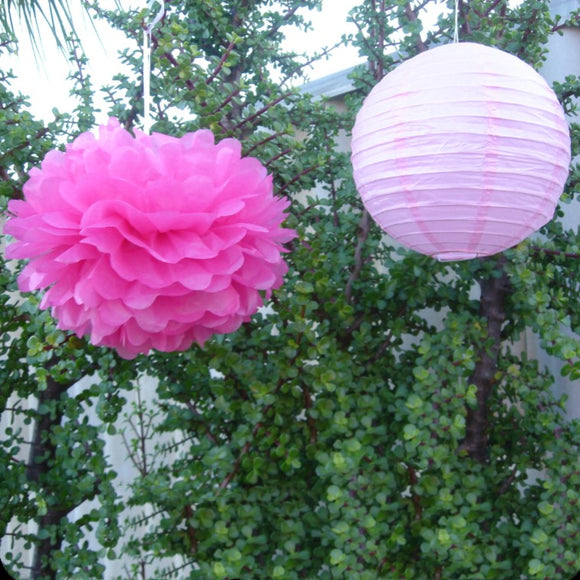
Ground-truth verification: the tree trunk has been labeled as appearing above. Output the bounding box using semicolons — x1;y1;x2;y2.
461;258;511;462
27;375;73;580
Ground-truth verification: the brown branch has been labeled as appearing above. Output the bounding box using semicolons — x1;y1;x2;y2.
159;435;201;454
531;246;580;260
279;40;346;86
0;128;49;161
215;373;292;494
129;508;166;527
322;128;341;228
120;429;147;476
372;329;396;362
136;387;149;477
350;16;385;74
264;147;292;166
155;35;196;91
345;210;371;303
346;313;366;335
244;130;286;156
216;422;263;495
407;465;423;520
182;505;198;554
552;12;580;32
185;401;218;445
459;0;473;36
233;91;294;131
517;9;539;59
158;560;196;577
498;465;519;495
404;2;427;53
210;86;242;117
301;384;317;445
277;163;321;195
482;0;505;18
266;3;304;39
561;470;580;483
205;39;237;85
123;95;142;132
121;387;156;477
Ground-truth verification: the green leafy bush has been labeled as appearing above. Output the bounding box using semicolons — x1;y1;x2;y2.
1;1;578;578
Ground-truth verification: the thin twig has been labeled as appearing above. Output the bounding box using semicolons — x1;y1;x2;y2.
185;401;218;445
233;91;294;131
301;384;317;444
498;466;519;495
265;147;292;166
205;39;237;85
210;86;242;116
531;246;580;260
277;163;321;194
216;423;262;494
404;2;427;53
244;130;286;155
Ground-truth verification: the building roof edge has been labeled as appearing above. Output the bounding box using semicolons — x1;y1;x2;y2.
299;66;358;99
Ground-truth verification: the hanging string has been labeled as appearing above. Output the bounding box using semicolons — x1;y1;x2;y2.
143;0;165;133
453;0;459;43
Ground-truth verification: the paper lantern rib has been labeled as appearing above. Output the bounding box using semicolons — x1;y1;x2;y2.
354;115;569;143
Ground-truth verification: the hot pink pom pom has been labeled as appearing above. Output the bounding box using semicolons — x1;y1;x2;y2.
5;118;296;358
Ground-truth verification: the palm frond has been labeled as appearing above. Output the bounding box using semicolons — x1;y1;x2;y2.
0;0;86;53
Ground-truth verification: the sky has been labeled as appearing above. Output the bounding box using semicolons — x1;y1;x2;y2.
1;0;364;124
1;0;535;125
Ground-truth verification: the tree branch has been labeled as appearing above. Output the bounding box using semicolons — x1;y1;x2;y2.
404;2;427;53
205;39;237;86
531;246;580;260
216;422;263;495
185;400;218;445
233;91;294;131
277;163;321;195
301;384;317;445
345;210;371;302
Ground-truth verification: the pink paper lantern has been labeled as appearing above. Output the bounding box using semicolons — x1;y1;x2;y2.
5;118;296;359
351;42;571;261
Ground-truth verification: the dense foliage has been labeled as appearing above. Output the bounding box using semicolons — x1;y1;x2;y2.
1;1;579;578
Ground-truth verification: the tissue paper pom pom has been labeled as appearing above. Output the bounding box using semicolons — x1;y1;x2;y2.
5;118;296;359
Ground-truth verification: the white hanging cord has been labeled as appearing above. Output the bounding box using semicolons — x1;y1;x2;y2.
453;0;459;43
143;0;165;133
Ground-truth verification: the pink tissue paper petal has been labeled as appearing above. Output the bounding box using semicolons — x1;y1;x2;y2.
4;117;296;358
